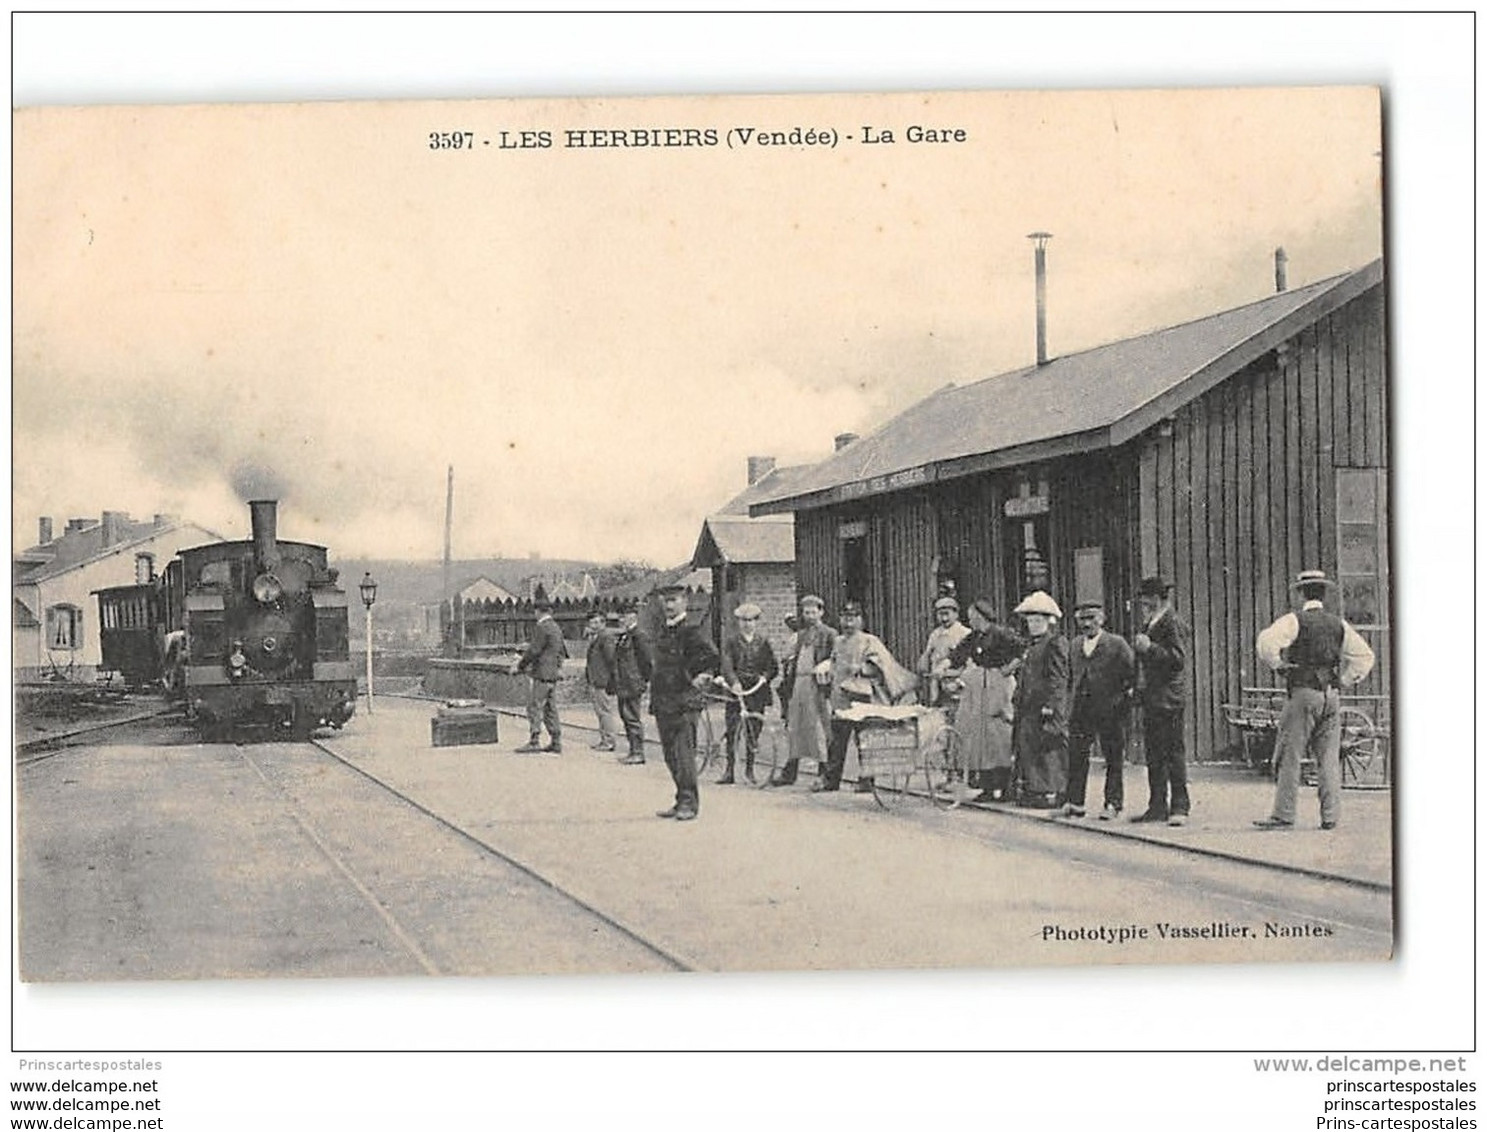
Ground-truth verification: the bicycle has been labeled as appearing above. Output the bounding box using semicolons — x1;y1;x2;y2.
696;677;784;787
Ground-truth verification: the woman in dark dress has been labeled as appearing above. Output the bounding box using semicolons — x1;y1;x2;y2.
950;598;1025;801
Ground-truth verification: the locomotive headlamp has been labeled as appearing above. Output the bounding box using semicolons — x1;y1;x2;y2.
253;572;284;605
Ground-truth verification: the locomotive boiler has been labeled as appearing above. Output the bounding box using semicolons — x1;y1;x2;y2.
97;500;357;738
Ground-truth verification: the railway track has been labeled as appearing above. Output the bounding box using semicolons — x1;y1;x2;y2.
16;694;1391;979
294;734;694;973
18;696;1391;901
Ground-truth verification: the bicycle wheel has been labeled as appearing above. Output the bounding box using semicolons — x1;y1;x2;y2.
928;727;964;810
747;717;781;788
1338;706;1384;788
869;758;914;809
695;702;723;775
859;731;913;810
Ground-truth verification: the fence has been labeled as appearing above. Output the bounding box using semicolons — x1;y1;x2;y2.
438;589;712;657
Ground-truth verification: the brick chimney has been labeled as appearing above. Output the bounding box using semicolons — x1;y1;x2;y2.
100;510;129;547
1274;247;1289;293
746;456;777;485
153;513;176;528
37;517;52;544
66;518;90;534
834;432;859;452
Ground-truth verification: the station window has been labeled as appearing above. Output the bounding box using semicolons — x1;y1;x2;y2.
1336;469;1386;628
46;604;83;650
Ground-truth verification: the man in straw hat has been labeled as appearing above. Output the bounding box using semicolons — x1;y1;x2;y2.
1010;590;1069;809
1253;570;1375;831
1131;577;1192;825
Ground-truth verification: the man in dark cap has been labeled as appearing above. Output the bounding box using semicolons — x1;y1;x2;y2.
717;602;779;784
612;605;653;765
1131;577;1191;825
917;595;972;718
1253;570;1375;831
648;584;719;820
816;600;896;793
1062;599;1136;820
584;611;621;752
515;597;568;754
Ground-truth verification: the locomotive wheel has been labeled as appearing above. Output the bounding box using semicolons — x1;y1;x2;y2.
288;705;315;742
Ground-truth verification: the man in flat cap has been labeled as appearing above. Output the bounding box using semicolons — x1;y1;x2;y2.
1254;570;1375;831
584;611;621;752
1010;590;1069;808
1131;577;1191;825
647;583;719;820
1062;599;1136;820
515;596;568;754
774;595;836;787
917;595;972;720
717;602;779;784
612;605;653;765
816;599;901;793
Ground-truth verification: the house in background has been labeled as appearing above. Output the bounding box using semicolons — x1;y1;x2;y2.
691;456;813;655
528;572;597;603
457;575;518;605
753;257;1388;762
13;511;222;682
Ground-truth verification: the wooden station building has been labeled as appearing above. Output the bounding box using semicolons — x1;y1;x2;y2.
751;259;1389;760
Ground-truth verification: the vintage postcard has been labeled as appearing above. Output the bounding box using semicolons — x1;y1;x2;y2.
14;87;1390;985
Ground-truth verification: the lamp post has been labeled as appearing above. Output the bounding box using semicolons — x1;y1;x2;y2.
359;572;378;715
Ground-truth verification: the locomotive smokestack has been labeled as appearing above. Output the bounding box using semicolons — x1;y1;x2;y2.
249;500;281;570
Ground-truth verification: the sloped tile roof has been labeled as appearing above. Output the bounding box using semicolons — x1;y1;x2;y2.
715;463;816;515
691;514;795;568
14;519;224;584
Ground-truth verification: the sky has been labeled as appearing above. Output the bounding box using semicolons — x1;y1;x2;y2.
12;34;1382;572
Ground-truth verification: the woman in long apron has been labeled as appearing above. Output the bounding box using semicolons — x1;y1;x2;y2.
772;594;837;786
951;598;1024;801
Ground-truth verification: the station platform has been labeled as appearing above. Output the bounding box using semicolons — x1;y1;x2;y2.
349;693;1393;891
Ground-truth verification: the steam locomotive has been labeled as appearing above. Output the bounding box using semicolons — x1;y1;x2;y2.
95;500;357;738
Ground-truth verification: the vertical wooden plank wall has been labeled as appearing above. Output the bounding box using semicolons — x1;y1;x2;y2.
792;509;840;615
875;492;937;664
1131;282;1387;760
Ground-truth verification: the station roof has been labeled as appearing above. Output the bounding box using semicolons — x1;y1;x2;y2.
691;514;795;568
750;259;1382;515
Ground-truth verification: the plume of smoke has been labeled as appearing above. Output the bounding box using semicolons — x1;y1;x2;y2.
230;460;290;504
